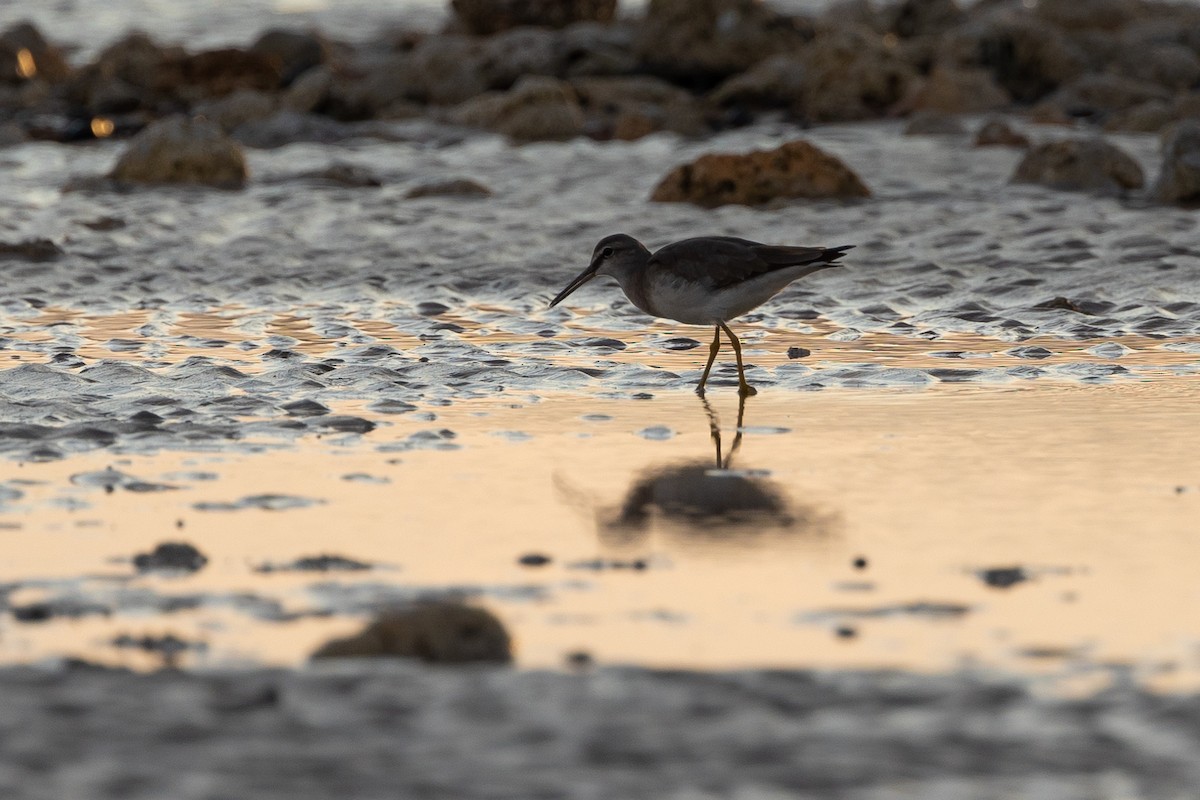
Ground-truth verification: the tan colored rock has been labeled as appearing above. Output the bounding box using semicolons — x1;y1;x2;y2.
406;178;492;198
311;603;512;663
1034;0;1145;31
898;66;1010;114
450;0;616;35
109;116;248;188
974;117;1030;148
1011;138;1144;194
1153;120;1200;206
651;140;870;208
573;75;708;140
448;76;583;141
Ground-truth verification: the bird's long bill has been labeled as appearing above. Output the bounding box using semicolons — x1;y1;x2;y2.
548;261;599;308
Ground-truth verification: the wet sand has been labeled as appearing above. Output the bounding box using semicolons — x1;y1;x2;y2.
4;1;1200;793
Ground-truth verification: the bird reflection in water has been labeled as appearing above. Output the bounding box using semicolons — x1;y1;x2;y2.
570;395;830;551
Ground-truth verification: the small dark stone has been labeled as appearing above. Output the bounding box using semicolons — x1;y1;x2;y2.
565;650;594;668
417;302;450;317
787;347;811;359
518;553;552;567
406;179;492;198
852;556;868;570
132;541;208;573
281;399;330;417
978;566;1029;589
663;337;701;351
835;626;857;639
12;603;52;622
0;239;63;262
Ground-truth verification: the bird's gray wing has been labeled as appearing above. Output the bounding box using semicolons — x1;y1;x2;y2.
650;237;851;291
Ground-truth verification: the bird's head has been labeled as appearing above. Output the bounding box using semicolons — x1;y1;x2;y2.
549;234;648;308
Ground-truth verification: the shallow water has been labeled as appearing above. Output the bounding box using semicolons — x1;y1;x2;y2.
1;378;1198;692
3;77;1200;686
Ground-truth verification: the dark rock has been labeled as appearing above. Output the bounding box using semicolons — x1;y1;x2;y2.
447;76;583;141
311;602;512;664
406;178;492;198
194;89;277;133
940;11;1088;103
796;28;916;122
417;301;450;316
853;556;868;569
903;111;966;136
884;0;965;38
109;116;248;188
254;554;373;573
898;66;1010;114
133;541;208;573
787;347;811;359
1008;346;1053;359
299;163;383;188
708;55;807;113
250;29;328;86
635;0;814;87
111;633;203;656
978;566;1029;589
281;399;330;417
573;75;708;140
451;0;617;35
1152;120;1200;207
663;338;701;351
651;139;870;208
1034;297;1108;315
0;22;71;84
1034;0;1147;31
518;553;552;567
974;117;1030;148
0;238;63;262
231;110;351;149
176;48;283;97
1011;138;1143;194
1046;74;1170;121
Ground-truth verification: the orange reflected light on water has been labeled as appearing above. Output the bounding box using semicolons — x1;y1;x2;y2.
1;383;1199;691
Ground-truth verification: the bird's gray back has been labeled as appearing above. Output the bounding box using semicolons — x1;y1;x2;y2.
649;237;847;291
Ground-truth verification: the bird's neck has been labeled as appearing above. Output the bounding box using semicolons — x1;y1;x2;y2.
601;261;655;316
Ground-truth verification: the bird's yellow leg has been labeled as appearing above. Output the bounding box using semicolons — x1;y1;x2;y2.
695;325;722;396
719;321;757;397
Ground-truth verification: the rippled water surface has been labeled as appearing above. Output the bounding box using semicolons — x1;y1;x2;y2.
3;66;1200;687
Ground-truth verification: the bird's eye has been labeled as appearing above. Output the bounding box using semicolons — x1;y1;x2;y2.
601;247;614;258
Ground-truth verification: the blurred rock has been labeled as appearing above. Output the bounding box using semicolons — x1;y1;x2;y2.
1116;42;1200;93
898;66;1010;114
311;602;512;664
0;121;25;146
281;65;333;112
447;75;583;141
406;178;492;198
796;28;916;122
1103;99;1175;133
177;48;284;98
133;541;208;573
231;110;350;148
1153;120;1200;206
0;238;63;262
451;0;616;35
1034;0;1146;31
194;89;277;133
573;75;707;140
708;54;806;113
556;22;639;78
402;35;490;105
1046;74;1170;122
883;0;965;38
635;0;814;87
1011;138;1144;194
250;29;328;86
940;11;1087;103
651;139;870;208
0;22;71;84
109;116;248;187
903;110;966;136
974;117;1030;148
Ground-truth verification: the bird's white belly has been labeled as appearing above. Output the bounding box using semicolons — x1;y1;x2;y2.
644;272;792;325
